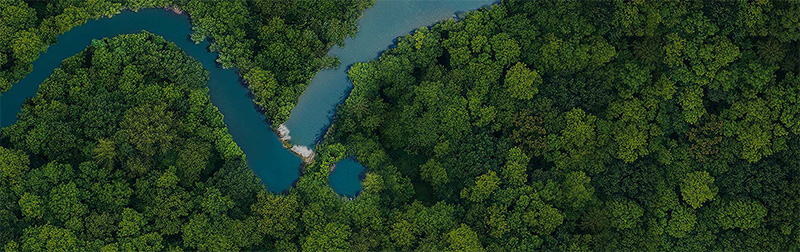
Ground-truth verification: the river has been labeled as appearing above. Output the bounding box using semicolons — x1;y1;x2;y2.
0;0;495;196
288;0;496;196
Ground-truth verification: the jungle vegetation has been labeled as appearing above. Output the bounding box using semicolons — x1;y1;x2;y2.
324;0;800;250
0;33;266;251
0;0;373;123
3;0;800;251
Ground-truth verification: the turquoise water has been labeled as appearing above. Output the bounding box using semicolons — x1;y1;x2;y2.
287;0;496;193
329;158;366;197
0;1;496;195
0;9;302;193
285;0;497;148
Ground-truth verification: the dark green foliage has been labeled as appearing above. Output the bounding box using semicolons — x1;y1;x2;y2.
5;0;800;251
322;0;800;250
0;33;262;250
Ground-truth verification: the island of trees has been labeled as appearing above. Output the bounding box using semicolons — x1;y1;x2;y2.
3;0;800;251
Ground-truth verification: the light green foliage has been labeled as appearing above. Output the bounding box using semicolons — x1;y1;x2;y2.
560;171;594;209
613;122;650;163
666;206;697;238
0;77;9;93
11;30;44;65
678;85;706;124
0;146;30;183
17;225;81;251
118;208;145;237
490;33;521;67
200;188;234;216
504;62;541;100
558;108;597;164
92;139;117;169
445;224;485;252
461;171;500;203
361;173;384;194
389;220;416;249
522;198;564;235
251;193;299;240
681;171;717;209
18;193;42;220
502;147;529;186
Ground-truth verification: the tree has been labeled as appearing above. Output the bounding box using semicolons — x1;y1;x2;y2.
509;109;548;157
119;104;176;158
716;198;768;230
681;171;717;209
390;220;417;249
117;208;145;237
176;141;211;185
504;62;541;100
421;159;449;187
251;192;299;240
47;181;88;224
445;224;484;252
17;225;81;251
0;146;30;184
200;188;233;216
18;193;42;220
678;85;706;124
560;171;594;209
181;214;235;251
606;198;643;230
11;30;45;64
522;198;564;235
666;206;697;238
461;171;500;203
490;33;521;67
501;147;529;186
301;222;352;251
92;138;116;169
556;108;599;169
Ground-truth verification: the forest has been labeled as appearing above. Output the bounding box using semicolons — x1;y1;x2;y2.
0;0;373;123
3;0;800;251
326;0;800;250
0;33;266;251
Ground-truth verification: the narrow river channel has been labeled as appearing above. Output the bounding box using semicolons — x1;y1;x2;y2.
0;0;496;196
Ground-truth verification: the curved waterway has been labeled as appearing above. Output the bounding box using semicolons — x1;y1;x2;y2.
0;0;496;196
286;0;496;195
0;9;302;193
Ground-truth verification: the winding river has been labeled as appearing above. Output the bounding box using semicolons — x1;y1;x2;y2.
0;0;495;196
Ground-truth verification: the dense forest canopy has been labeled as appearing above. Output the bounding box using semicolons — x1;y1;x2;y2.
0;33;267;251
4;0;800;251
0;0;373;123
323;0;800;250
